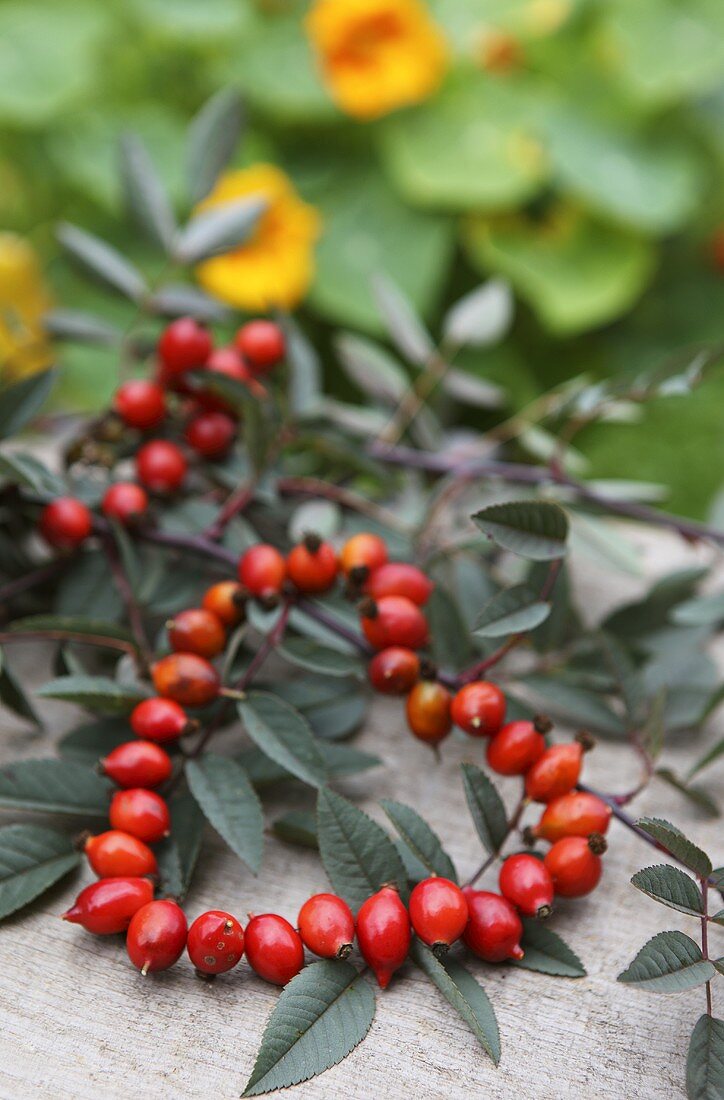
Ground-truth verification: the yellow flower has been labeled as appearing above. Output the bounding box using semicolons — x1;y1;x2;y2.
306;0;448;121
195;165;321;312
0;233;53;383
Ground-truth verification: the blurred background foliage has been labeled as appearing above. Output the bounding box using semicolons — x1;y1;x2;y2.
1;0;724;518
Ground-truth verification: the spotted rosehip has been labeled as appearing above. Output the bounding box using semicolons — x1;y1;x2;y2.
356;885;411;989
126;899;188;974
151;652;220;708
167;607;226;659
187;910;245;976
298;893;355;959
62;877;154;934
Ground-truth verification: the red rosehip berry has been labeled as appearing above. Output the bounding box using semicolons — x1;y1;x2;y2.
126;899;188;974
135;440;187;493
167;607;226;659
462;888;524;962
450;681;506;738
234;320;285;375
286;535;339;594
101;482;149;525
525;741;586;803
297;893;355;959
62;877;154;934
406;680;452;745
368;646;420;695
238;544;287;601
109;788;171;843
365;562;433;607
339;532;388;584
194;346;253;407
187;910;245;976
39;497;92;550
409;877;468;953
84;830;158;879
499;853;554;919
114;379;166;430
360;595;428;650
486;719;547;775
544;834;607;897
245;913;305;986
185;411;236;459
356;885;411;989
101;740;172;790
151;652;220;708
131;697;193;743
202;581;246;627
533;791;612;843
158;317;212;375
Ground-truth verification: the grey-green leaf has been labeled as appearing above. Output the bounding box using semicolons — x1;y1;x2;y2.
411;940;500;1063
239;692;328;789
277;638;364;679
37;675;147;715
380;799;457;882
186;88;243;205
618;930;715;992
687;1014;724;1100
185;754;263;873
11;616;136;646
44;308;122;346
57;222;147;301
317;788;406;911
119;132;176;250
0;824;80;921
243;960;375;1096
371;271;433;366
0;368;57;439
631;864;704;917
175;196;266;264
511;919;586;978
442;278;513;349
57;716;128;763
0;650;41;726
636;818;712;878
475;585;551;638
0;759;111;817
272;810;318;850
461;764;507;855
473;501;569;561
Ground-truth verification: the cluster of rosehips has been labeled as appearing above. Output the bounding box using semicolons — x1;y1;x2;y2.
37;315;285;544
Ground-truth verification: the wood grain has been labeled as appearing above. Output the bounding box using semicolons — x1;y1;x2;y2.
1;527;722;1099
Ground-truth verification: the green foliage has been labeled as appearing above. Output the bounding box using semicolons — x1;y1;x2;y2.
0;823;79;921
185;753;263;873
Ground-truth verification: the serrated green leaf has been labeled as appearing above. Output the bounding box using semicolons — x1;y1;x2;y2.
11;616;136;646
119;131;176;250
380;799;457;882
618;930;715;992
461;764;507;856
474;585;550;638
237;743;379;789
185;753;263;874
272;810;318;850
277;638;364;679
186;88;243;205
426;585;475;671
523;674;626;738
37;675;147;714
154;791;206;901
636;818;712;878
304;691;367;742
687;1014;724;1100
0;649;41;726
472;501;569;561
0;759;111;816
511;919;586;978
0;824;80;921
239;692;328;789
411;940;500;1063
631;864;704;916
0;369;57;439
243;960;375;1096
57;222;147;301
655;770;719;819
57;716;129;762
316;788;406;911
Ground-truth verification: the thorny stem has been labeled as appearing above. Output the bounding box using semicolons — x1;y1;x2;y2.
701;876;714;1016
464;789;528;888
367;443;724;550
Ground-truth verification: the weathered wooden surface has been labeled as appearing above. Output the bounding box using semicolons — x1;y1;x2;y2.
1;528;722;1100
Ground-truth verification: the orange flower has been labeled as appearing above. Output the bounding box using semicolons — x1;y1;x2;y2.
194;165;321;312
306;0;448;121
0;233;53;383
